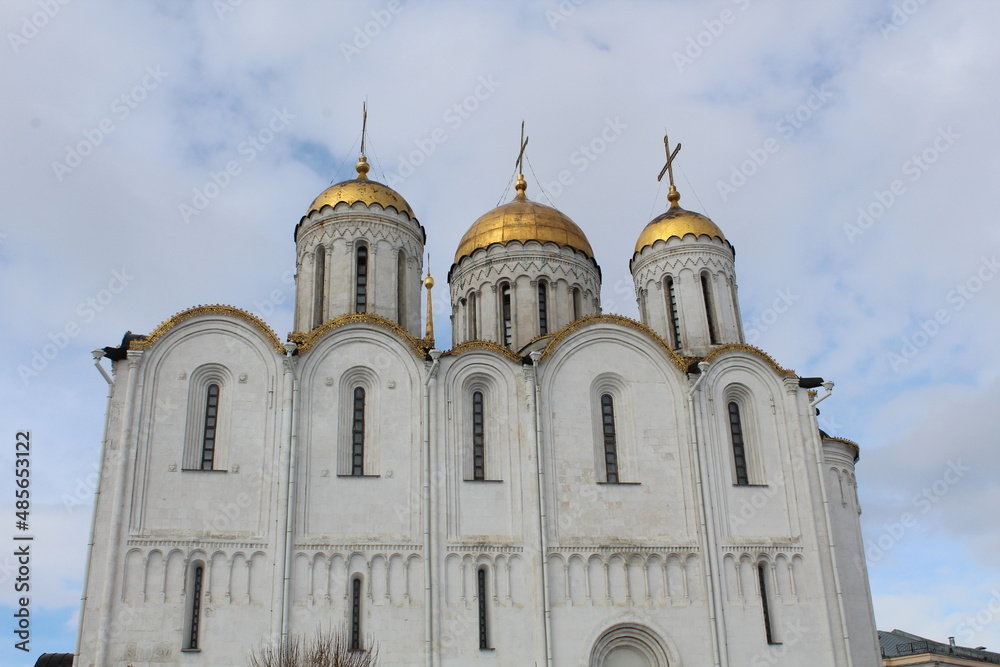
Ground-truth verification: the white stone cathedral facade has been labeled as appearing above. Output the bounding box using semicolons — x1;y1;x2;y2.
76;144;881;666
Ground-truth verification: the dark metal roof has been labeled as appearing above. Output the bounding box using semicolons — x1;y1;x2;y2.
102;330;147;361
34;654;73;667
880;629;1000;664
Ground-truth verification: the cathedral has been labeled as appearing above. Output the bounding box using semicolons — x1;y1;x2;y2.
76;128;881;666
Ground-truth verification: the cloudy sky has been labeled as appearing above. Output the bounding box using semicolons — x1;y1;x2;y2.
2;0;999;662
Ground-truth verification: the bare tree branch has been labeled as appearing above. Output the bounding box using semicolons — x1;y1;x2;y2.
247;625;379;667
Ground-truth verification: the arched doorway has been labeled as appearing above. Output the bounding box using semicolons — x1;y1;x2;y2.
590;623;671;667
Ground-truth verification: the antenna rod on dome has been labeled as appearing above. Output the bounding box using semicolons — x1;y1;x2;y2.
360;100;368;156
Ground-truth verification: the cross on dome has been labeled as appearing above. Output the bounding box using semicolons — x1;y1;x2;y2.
657;134;682;207
514;120;529;196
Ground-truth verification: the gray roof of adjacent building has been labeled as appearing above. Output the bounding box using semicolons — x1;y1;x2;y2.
880;629;1000;664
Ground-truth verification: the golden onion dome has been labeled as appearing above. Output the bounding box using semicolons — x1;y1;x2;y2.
454;175;594;263
307;156;413;217
634;187;726;253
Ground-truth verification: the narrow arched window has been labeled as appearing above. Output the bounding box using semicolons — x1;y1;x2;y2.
702;272;719;345
351;387;366;476
666;276;682;349
313;245;326;329
601;394;619;484
350;576;362;651
200;384;220;470
500;283;512;348
758;563;777;644
396;251;406;325
187;564;204;650
729;402;749;486
355;245;369;313
472;391;485;481
478;567;490;650
538;280;549;335
572;287;583;321
467;292;478;340
730;281;740;333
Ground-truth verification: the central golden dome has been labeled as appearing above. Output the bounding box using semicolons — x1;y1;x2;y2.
307;156;413;217
634;188;726;253
454;176;594;263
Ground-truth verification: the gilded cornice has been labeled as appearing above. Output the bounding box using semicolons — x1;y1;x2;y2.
540;314;694;372
443;340;523;363
128;305;285;354
289;312;431;358
701;343;797;378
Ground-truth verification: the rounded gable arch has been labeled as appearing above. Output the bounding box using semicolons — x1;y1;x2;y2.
539;319;688;399
138;310;285;385
541;314;689;372
296;323;423;390
700;351;793;400
132;305;284;355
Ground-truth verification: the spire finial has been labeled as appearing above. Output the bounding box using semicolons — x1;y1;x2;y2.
423;255;435;344
657;133;682;207
360;100;368;155
515;120;529;198
356;101;370;180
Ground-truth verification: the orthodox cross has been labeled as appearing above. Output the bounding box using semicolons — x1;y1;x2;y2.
657;134;682;188
515;120;529;173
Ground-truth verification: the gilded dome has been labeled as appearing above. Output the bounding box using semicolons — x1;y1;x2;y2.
454;176;594;263
307;156;413;217
634;188;726;253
